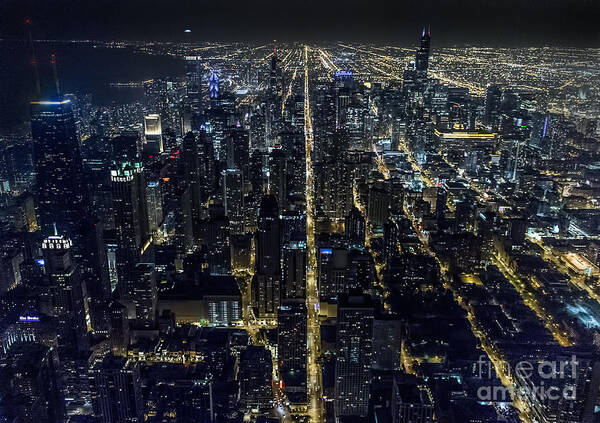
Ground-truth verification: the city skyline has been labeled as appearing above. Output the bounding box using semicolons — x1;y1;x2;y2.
1;4;600;423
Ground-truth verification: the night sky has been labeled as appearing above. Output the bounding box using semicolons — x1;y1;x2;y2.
2;0;600;45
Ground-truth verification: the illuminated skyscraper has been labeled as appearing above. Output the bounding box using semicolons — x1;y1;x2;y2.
41;233;89;355
133;263;157;329
209;72;219;99
484;85;502;131
143;114;163;154
222;168;244;234
30;100;87;238
145;180;163;233
415;27;431;76
110;160;150;305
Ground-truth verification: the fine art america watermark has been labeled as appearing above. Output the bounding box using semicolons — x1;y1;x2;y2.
476;355;580;402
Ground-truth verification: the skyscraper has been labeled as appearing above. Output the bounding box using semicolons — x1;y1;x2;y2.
182;131;202;236
277;300;307;404
415;27;431;76
41;232;89;355
253;195;281;317
334;295;374;418
238;346;273;412
133;263;157;329
222;168;245;234
30;100;87;238
90;355;144;423
143;114;163;154
484;84;502;131
110;160;150;305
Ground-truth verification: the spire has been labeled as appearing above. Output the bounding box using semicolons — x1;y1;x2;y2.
25;18;41;99
273;39;277;56
50;53;61;100
53;222;58;236
422;27;426;38
427;26;431;37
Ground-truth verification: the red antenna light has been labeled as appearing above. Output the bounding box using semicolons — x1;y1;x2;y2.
25;18;41;99
51;53;61;99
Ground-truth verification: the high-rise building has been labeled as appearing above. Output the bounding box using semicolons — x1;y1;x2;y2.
108;300;129;357
198;129;216;203
372;317;403;371
484;85;502;131
253;195;281;317
209;72;219;99
345;206;366;249
268;148;288;212
225;128;250;180
318;246;348;301
90;355;144;423
182;131;202;236
133;263;157;329
334;295;374;418
110;160;150;305
277;300;307;404
238;346;273;411
282;242;306;299
143;114;163;154
415;27;431;76
30;100;87;238
368;181;390;233
222;168;245;234
146;180;163;233
0;342;63;423
41;233;89;355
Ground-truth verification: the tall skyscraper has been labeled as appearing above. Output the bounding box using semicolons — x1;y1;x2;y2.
110;160;150;305
182;131;202;236
143;114;163;154
415;27;431;76
484;84;502;131
90;356;144;423
41;232;89;355
345;206;366;250
222;168;245;234
109;300;129;357
277;300;307;404
209;71;219;99
268;148;288;212
238;346;273;411
133;263;157;329
253;195;281;317
225;128;250;180
146;180;163;234
30;100;87;238
334;295;374;418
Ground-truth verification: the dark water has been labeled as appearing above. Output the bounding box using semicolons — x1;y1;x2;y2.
0;41;185;132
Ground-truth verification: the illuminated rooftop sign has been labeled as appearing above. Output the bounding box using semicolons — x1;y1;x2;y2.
19;316;40;322
334;71;353;78
320;248;333;255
